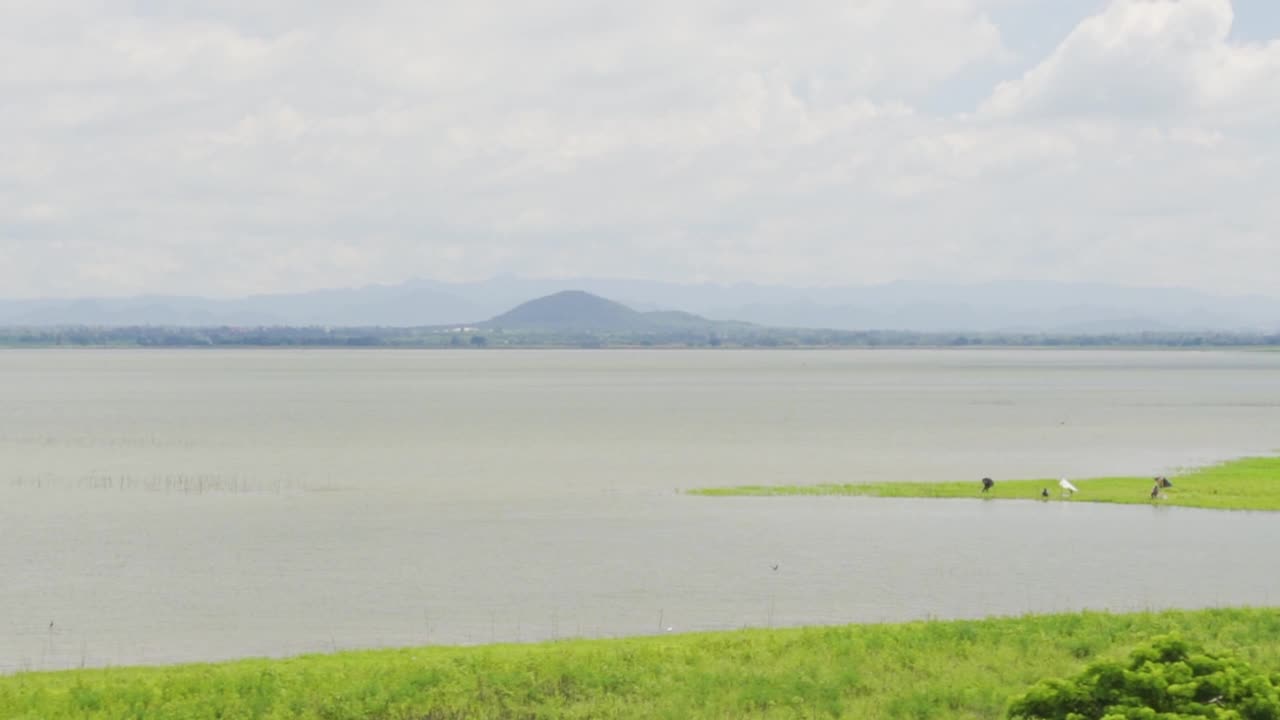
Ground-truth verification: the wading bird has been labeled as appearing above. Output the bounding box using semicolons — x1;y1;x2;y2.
1059;477;1078;497
981;477;995;493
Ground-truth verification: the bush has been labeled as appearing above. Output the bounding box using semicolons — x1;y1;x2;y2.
1007;634;1280;719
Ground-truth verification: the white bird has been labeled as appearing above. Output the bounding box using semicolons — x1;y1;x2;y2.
1059;477;1079;495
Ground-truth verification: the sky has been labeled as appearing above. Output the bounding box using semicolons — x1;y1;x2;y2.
1;0;1278;298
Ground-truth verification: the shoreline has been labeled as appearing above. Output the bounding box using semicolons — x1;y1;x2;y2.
5;608;1279;718
3;343;1280;350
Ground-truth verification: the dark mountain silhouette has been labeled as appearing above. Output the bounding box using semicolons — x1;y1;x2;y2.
3;277;1279;332
482;290;741;333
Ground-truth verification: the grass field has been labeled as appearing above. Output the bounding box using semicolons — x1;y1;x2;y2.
690;456;1280;511
2;609;1279;719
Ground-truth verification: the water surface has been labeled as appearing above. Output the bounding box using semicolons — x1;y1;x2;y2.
2;349;1278;671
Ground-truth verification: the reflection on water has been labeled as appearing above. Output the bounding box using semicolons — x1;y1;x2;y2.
1;349;1278;671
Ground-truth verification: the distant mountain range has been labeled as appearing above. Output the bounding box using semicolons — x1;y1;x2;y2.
2;277;1278;333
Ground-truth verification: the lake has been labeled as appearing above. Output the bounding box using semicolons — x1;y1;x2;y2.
2;349;1278;671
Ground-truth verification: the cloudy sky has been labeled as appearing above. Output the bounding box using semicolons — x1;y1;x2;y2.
2;0;1277;298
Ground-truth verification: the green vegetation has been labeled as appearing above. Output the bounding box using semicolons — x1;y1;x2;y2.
3;325;1280;349
2;610;1280;719
692;456;1280;512
1008;634;1280;719
3;325;1279;349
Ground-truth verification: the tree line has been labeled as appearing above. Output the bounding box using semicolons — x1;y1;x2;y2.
2;325;1278;349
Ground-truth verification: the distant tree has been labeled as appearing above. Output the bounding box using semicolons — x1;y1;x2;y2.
1007;635;1280;719
469;335;488;347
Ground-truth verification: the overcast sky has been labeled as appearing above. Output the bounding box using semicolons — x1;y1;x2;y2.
2;0;1277;298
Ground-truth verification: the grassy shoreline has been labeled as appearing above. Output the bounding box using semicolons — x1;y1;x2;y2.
3;609;1280;719
691;456;1280;511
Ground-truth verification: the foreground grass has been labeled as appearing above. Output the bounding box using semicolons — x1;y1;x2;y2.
691;456;1280;511
4;609;1280;719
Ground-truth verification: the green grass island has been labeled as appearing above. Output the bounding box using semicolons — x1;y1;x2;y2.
691;456;1280;512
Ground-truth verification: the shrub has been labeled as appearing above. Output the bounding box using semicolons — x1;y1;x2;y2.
1007;634;1280;719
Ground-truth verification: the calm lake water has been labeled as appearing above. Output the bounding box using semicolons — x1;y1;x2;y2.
2;349;1279;671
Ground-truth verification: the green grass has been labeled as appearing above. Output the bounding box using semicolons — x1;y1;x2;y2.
3;609;1280;719
690;456;1280;511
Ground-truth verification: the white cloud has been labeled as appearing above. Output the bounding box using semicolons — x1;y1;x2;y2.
983;0;1280;121
0;0;1277;298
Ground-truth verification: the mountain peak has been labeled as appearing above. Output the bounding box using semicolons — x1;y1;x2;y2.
484;291;641;331
482;290;737;334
